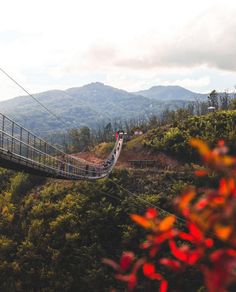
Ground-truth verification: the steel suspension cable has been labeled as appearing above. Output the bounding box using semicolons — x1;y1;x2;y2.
108;178;186;224
0;67;73;129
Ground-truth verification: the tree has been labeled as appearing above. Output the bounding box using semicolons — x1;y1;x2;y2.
68;127;91;152
219;91;230;110
208;90;219;110
78;126;91;151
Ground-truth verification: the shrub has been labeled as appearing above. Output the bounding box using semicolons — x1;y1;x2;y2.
104;139;236;291
10;173;32;198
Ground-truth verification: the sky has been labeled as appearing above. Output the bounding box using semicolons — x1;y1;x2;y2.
0;0;236;101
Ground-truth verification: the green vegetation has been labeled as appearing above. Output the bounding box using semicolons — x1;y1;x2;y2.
2;105;236;291
94;142;115;157
144;110;236;160
0;166;200;291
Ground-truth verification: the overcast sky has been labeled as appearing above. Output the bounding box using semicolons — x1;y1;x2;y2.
0;0;236;101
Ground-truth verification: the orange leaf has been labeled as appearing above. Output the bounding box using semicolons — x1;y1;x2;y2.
229;178;235;193
159;215;176;232
219;179;228;196
130;214;152;229
179;190;195;210
190;138;210;158
222;156;235;166
214;224;232;241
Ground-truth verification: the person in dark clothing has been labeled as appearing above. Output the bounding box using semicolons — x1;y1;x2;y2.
92;167;96;177
85;164;89;175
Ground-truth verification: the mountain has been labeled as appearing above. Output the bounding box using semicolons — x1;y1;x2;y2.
0;82;207;136
134;85;207;100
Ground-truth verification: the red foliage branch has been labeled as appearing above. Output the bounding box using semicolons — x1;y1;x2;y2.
103;139;236;291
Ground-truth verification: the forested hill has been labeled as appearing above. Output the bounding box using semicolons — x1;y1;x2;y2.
134;85;206;100
0;82;207;135
1;110;236;291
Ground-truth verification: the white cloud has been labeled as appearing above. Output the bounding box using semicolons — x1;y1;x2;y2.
115;7;236;72
0;0;236;100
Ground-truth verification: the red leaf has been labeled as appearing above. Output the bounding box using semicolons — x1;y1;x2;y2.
143;263;155;277
210;249;236;262
187;250;201;265
219;179;228;196
128;274;137;291
195;169;208;177
140;241;151;249
151;273;162;280
202;249;236;292
102;258;121;271
226;249;236;257
210;249;224;262
120;252;135;271
150;246;159;258
218;140;225;147
213;196;225;205
160;279;168;292
169;240;187;262
189;223;203;241
143;263;162;280
227;178;235;193
115;274;137;291
195;198;208;210
146;208;158;219
205;238;214;248
179;232;194;242
160;258;181;270
154;229;177;244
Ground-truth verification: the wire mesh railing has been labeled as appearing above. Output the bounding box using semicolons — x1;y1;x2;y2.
0;113;123;180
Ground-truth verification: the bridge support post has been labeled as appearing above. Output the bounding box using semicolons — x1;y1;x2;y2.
19;128;22;156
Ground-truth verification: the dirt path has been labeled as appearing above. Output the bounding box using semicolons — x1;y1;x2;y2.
72;145;180;171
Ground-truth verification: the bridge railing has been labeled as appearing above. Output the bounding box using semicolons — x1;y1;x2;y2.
0;113;122;179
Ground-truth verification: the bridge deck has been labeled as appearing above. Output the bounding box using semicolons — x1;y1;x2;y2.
0;113;123;180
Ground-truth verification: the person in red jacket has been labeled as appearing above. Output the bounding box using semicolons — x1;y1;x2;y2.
115;131;119;140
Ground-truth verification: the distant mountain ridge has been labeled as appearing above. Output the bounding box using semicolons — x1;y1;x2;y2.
0;82;208;135
134;85;207;100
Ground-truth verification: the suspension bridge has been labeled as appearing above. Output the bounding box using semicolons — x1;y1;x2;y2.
0;68;186;223
0;113;123;180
